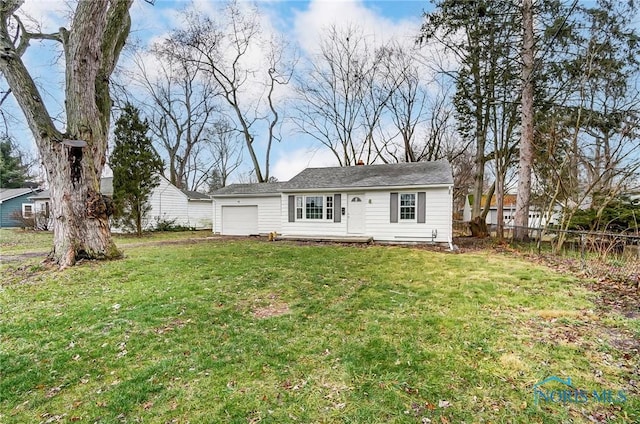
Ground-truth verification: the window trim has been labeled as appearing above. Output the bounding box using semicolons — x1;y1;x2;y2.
399;193;416;221
22;203;34;218
295;194;335;221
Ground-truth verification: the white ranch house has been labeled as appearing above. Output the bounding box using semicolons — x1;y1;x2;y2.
30;176;212;232
212;161;454;247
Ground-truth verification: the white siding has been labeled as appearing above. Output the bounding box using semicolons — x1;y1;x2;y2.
145;178;189;230
187;201;213;230
365;188;452;243
142;178;212;230
213;195;281;235
281;187;453;244
280;192;348;237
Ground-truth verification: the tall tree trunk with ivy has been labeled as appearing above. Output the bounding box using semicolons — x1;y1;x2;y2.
0;0;134;267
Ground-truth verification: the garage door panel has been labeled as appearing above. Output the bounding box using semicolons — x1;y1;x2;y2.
222;206;258;235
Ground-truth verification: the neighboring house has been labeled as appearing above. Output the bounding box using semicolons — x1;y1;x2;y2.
0;188;41;228
30;176;212;232
212;161;454;246
461;194;559;228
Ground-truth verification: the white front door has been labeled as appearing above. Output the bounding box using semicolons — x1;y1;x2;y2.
347;194;365;234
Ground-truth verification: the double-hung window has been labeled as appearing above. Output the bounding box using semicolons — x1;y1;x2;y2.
400;193;416;220
295;195;334;220
22;203;34;218
326;196;333;220
296;196;303;219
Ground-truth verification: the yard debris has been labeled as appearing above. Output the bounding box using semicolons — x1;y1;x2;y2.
438;400;451;408
45;386;62;398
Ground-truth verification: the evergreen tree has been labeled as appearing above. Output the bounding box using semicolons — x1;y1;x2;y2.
0;137;31;188
110;104;163;236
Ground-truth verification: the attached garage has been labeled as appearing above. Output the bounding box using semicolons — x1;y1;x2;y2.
221;205;258;235
212;182;283;236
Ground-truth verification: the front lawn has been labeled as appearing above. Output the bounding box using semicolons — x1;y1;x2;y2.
0;238;637;423
0;228;214;255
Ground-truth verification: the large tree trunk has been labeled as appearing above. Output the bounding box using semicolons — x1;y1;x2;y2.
0;0;133;267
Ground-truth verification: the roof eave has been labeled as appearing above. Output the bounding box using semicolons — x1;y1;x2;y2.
212;192;282;198
281;183;453;193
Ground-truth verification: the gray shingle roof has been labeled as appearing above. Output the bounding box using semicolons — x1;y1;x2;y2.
281;160;453;191
182;189;212;200
28;190;50;200
0;188;39;202
212;182;285;196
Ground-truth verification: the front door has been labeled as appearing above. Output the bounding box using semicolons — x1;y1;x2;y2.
347;194;365;234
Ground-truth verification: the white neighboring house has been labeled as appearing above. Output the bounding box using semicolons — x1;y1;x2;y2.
461;194;560;228
212;161;454;246
30;176;212;232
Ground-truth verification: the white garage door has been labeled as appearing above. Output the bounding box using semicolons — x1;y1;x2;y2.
222;206;259;235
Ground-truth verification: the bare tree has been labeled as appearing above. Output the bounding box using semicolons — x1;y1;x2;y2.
122;46;220;191
205;119;243;188
293;24;382;166
0;0;137;267
375;42;431;163
165;1;294;182
534;0;640;248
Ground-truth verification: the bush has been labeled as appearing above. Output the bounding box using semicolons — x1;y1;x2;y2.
9;210;34;229
153;217;195;232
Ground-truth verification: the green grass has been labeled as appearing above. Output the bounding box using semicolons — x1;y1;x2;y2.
0;237;638;423
0;228;213;255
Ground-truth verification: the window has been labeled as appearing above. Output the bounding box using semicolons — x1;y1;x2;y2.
22;204;34;218
294;195;334;220
296;196;303;219
305;196;323;219
400;193;415;220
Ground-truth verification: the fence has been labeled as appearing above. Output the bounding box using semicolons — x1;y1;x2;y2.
454;221;640;286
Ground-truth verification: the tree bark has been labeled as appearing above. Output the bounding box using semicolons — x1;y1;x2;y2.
0;0;133;267
514;0;535;241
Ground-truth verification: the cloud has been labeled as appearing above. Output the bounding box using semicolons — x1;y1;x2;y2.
292;0;422;56
271;146;340;181
19;0;69;30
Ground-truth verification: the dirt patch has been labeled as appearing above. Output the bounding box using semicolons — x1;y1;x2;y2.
249;293;290;319
0;251;49;263
252;303;290;319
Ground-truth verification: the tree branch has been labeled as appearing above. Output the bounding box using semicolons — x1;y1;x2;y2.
0;1;60;142
13;14;62;57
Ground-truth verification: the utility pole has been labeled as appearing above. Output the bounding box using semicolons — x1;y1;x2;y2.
514;0;535;241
